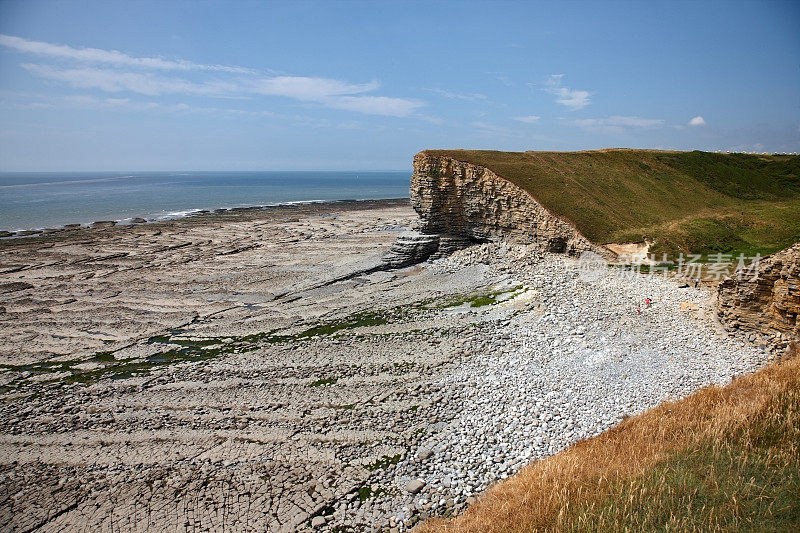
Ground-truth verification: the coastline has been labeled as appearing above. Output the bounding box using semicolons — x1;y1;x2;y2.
0;198;772;530
0;197;410;240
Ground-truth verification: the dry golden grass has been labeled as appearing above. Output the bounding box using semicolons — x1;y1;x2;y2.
420;345;800;532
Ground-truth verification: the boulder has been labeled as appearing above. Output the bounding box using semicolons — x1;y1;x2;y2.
405;479;426;494
417;447;434;460
381;231;440;269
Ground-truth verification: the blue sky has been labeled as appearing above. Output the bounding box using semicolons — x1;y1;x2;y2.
0;0;798;170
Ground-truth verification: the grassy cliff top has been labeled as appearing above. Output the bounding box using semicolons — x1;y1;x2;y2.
424;149;800;256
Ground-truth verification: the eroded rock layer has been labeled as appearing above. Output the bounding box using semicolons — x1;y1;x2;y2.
405;151;612;262
717;242;800;349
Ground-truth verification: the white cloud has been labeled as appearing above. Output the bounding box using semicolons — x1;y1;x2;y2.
25;64;385;103
251;76;378;100
20;65;422;117
514;115;541;123
63;95;162;111
5;34;424;117
66;95;276;118
488;72;513;87
688;115;706;127
325;96;423;117
576;116;664;128
545;74;591;110
471;121;522;137
574;115;664;134
17;101;55;110
0;34;253;73
419;115;444;126
425;88;488;102
21;64;237;96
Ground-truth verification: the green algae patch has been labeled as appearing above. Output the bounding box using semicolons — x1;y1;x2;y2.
310;377;338;387
294;310;389;338
436;284;525;309
5;306;405;389
365;454;402;472
91;351;116;363
356;485;394;501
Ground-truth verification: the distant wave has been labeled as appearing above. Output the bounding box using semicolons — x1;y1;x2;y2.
0;170;410;232
151;208;205;221
0;175;137;189
1;197;407;233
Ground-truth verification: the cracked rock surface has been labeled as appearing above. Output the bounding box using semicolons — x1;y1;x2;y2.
0;199;771;531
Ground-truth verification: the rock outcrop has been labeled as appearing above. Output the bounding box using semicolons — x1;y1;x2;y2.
381;232;440;269
384;151;613;267
717;242;800;350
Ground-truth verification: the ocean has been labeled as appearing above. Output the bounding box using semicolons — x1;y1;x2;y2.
0;171;410;231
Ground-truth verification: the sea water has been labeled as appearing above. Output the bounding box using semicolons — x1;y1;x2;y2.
0;171;410;231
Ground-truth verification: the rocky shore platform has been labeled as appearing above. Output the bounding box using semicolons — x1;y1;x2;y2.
0;199;771;531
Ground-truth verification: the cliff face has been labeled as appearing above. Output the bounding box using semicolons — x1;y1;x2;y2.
385;152;611;266
717;243;800;349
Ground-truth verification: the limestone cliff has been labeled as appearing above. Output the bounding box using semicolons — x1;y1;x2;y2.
717;243;800;350
383;151;612;268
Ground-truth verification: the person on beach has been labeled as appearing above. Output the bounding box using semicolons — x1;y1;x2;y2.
645;297;651;308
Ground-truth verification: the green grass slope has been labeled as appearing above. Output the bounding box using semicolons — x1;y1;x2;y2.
426;149;800;256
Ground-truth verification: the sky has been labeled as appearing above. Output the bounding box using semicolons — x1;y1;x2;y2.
0;0;798;171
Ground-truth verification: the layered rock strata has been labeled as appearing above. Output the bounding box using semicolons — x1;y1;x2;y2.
384;151;613;267
382;232;440;269
717;242;800;349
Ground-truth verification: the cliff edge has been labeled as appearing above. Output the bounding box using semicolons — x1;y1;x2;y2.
383;151;612;267
384;148;800;268
718;243;800;350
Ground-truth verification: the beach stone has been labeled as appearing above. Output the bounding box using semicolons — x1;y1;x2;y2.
0;282;33;294
405;479;426;494
73;362;102;371
311;516;326;528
